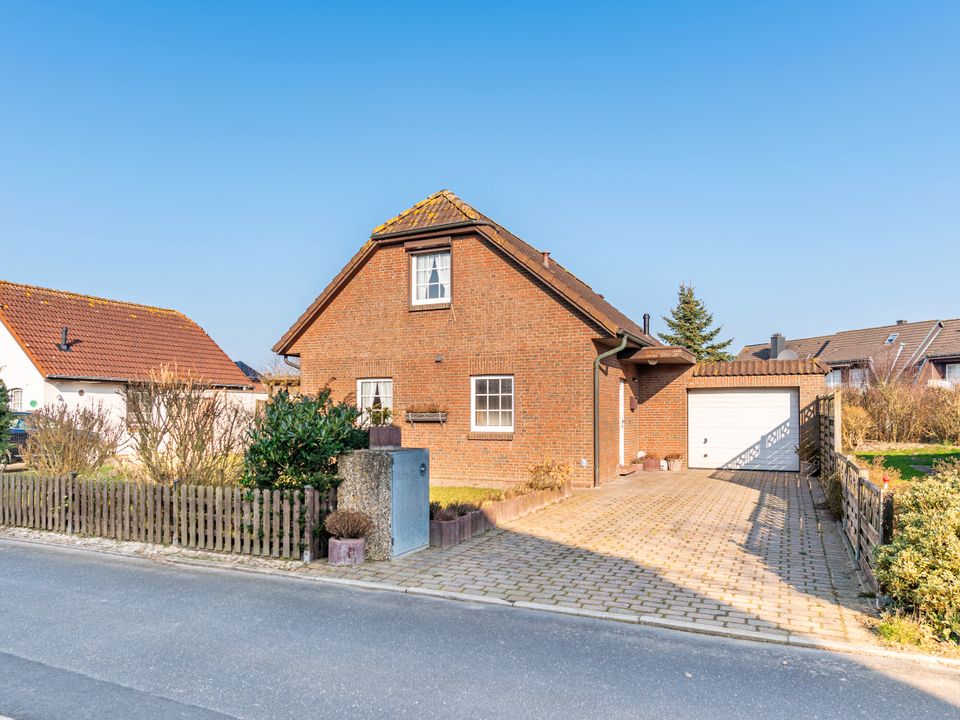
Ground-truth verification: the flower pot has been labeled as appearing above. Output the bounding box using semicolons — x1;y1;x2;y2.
328;537;365;566
666;458;682;472
369;425;402;449
641;457;660;472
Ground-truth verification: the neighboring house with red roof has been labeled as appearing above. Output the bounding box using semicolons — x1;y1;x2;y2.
738;319;960;388
0;281;264;433
276;190;828;484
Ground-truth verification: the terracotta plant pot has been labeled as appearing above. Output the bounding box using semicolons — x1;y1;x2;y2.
328;537;365;566
369;425;402;449
641;457;660;472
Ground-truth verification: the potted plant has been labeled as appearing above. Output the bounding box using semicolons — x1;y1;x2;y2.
665;453;683;472
367;407;401;449
405;403;448;424
325;510;374;565
641;454;660;472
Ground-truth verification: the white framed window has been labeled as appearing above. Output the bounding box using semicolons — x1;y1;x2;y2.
825;370;842;388
357;379;393;424
471;375;514;432
8;388;22;412
411;251;451;305
946;363;960;385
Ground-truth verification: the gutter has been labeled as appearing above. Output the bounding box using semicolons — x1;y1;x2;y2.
593;333;630;488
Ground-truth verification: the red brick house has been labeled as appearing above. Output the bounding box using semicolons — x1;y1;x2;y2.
275;191;827;487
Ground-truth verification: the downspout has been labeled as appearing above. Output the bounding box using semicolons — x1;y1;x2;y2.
593;333;629;488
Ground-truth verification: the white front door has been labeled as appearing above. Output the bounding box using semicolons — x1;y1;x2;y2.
687;388;800;471
618;380;625;466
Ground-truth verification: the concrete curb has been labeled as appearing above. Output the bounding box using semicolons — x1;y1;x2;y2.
3;531;960;671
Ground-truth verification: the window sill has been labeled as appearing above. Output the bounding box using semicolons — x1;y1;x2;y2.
409;302;451;312
468;431;514;441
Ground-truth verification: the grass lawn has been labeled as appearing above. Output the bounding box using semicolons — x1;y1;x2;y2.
856;445;960;480
429;486;504;507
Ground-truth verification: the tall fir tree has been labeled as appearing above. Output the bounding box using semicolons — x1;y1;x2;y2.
657;284;734;362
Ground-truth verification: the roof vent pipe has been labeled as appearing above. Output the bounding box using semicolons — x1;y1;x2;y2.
58;327;71;352
771;333;786;359
643;313;650;336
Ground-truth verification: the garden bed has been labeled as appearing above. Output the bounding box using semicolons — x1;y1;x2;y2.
429;480;573;550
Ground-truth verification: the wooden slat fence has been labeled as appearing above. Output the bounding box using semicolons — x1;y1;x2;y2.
0;474;336;561
816;391;894;593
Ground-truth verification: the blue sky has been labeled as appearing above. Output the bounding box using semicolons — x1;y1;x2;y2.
1;2;957;365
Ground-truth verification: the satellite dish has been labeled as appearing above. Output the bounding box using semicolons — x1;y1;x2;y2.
777;349;799;360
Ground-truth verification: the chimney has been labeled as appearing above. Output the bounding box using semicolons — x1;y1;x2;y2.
896;319;908;325
770;333;785;359
643;313;651;335
541;251;551;267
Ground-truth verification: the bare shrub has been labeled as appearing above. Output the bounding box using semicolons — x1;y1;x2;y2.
526;460;572;490
927;388;960;445
21;402;121;476
122;367;252;485
859;380;931;443
841;405;873;450
324;509;373;539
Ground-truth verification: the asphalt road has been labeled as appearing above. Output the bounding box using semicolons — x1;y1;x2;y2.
0;539;958;720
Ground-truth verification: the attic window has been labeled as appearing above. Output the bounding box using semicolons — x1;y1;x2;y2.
884;333;899;344
411;251;451;305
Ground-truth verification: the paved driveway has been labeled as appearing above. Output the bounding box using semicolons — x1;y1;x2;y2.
318;469;876;645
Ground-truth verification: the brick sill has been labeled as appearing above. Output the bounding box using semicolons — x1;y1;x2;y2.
467;432;514;441
409;302;451;312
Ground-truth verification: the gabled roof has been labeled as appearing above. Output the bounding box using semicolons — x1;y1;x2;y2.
925;318;960;359
0;281;253;387
694;359;830;377
737;319;946;373
274;190;657;354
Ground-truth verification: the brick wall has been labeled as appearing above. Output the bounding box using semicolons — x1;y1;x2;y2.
290;230;623;488
634;365;825;468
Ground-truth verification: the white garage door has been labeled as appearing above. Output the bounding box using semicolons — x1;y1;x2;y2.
688;388;800;471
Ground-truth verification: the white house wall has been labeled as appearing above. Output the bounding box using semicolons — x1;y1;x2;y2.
0;321;46;411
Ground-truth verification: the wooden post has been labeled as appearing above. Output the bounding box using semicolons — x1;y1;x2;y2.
302;486;314;562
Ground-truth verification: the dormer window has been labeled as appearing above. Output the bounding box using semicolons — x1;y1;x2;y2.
411;251;451;306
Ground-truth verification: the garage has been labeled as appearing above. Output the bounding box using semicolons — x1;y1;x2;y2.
687;388;800;471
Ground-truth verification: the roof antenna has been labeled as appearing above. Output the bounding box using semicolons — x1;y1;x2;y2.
58;326;72;352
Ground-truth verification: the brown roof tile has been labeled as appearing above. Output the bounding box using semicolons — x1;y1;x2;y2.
275;190;657;353
737;319;945;373
0;281;252;387
926;318;960;359
694;359;829;377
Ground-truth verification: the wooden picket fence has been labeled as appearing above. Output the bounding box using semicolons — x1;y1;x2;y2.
0;473;336;561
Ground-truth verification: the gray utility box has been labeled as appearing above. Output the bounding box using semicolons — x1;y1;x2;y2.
337;448;430;560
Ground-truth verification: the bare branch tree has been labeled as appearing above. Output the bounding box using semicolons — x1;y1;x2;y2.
21;402;122;476
122;367;252;485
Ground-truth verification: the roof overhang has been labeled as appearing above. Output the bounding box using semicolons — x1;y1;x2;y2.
623;346;697;366
46;374;253;390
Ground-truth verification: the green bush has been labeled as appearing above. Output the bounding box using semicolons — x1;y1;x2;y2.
243;389;367;490
0;381;12;461
874;462;960;642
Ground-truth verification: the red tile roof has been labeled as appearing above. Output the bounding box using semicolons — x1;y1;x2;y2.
275;190;657;353
0;281;252;387
694;359;829;377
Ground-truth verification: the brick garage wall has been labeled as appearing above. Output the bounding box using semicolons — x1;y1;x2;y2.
290;230;623;488
635;365;825;468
